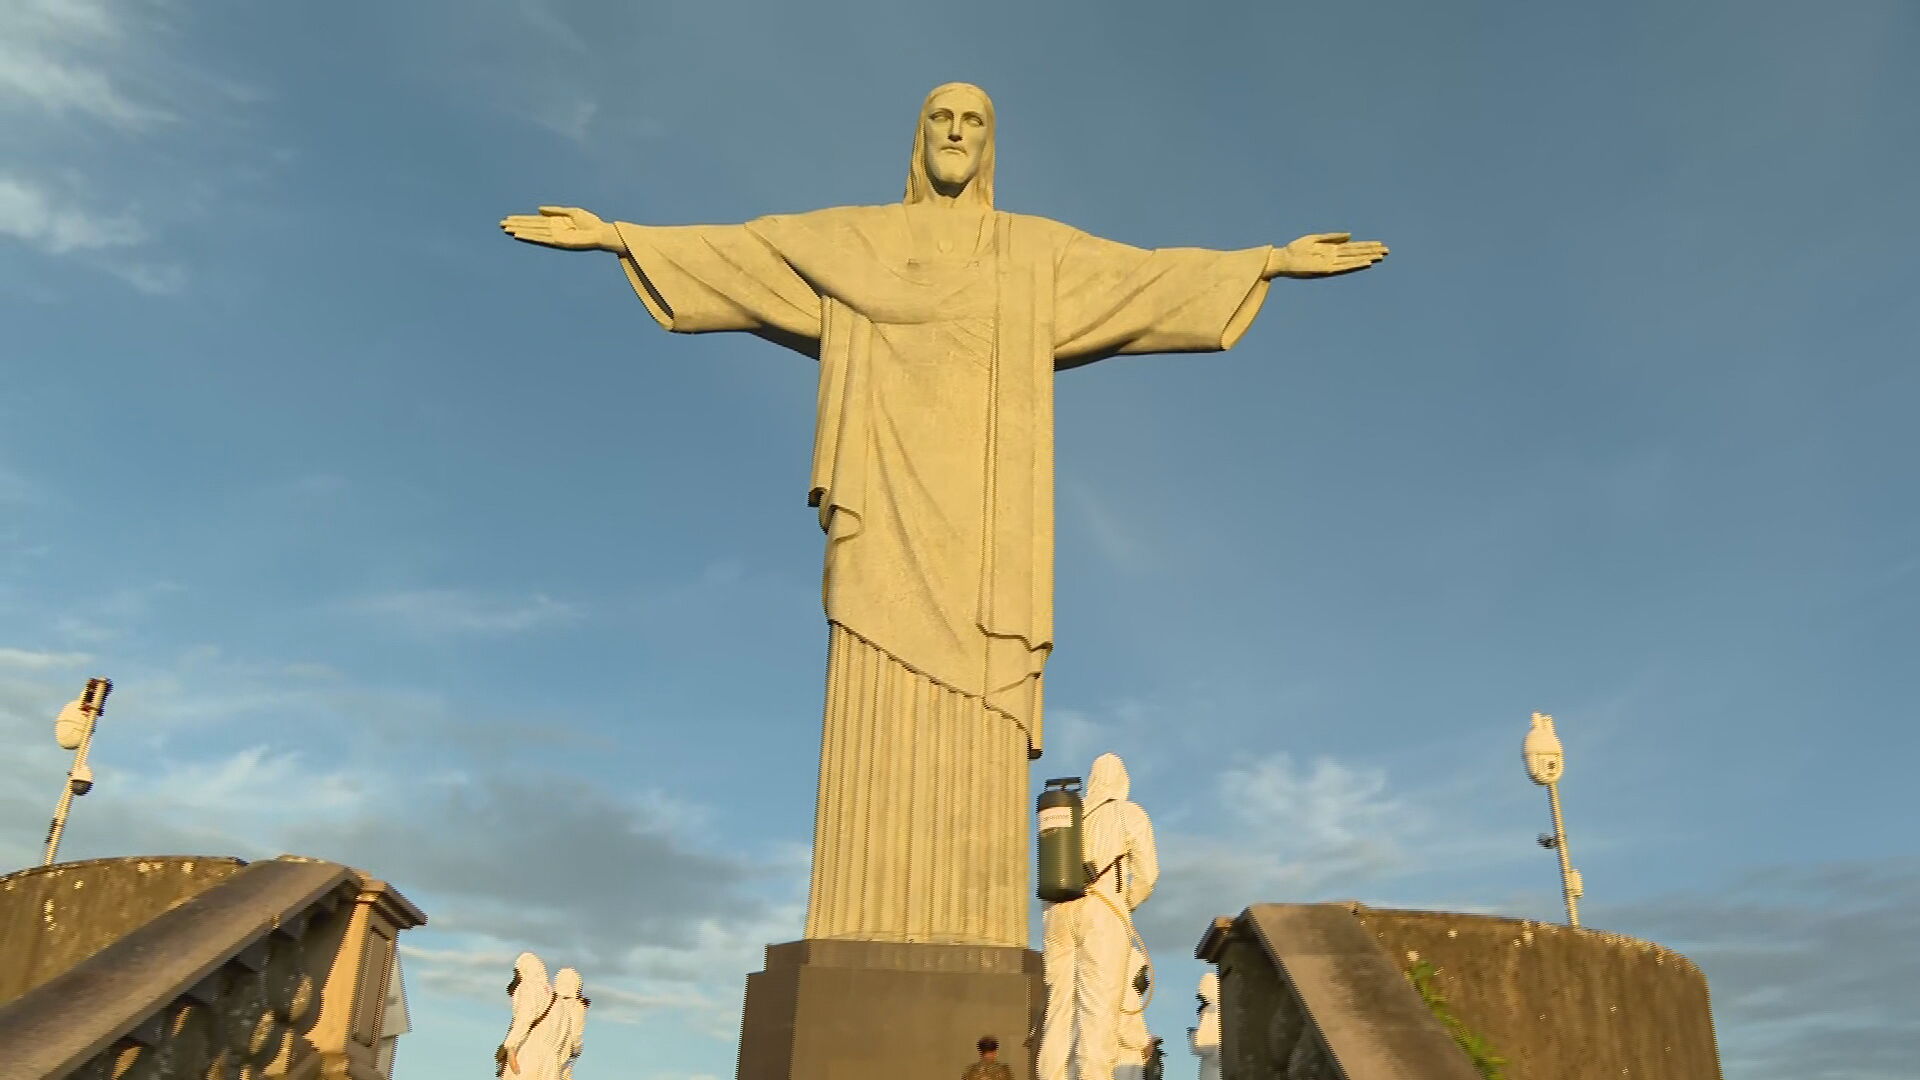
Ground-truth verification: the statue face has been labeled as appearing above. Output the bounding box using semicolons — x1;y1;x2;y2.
921;88;990;194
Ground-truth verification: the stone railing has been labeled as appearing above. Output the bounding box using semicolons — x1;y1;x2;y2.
1197;902;1724;1080
0;855;426;1080
1199;904;1482;1080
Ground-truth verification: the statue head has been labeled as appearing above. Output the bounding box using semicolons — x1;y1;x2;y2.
554;967;582;998
905;82;995;208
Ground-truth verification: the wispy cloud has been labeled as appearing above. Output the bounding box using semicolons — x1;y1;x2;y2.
1222;753;1405;853
1135;751;1462;957
38;580;187;647
107;259;186;295
499;0;598;145
0;462;35;504
0;174;144;255
343;588;583;636
1066;479;1151;573
0;0;259;294
413;0;681;154
279;763;805;1037
1595;860;1920;1080
1041;707;1111;770
286;473;350;499
134;744;368;818
0;172;187;294
0;0;175;130
0;646;94;671
0;644;802;1039
535;95;599;144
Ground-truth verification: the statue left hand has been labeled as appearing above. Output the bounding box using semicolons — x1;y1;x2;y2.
499;206;622;252
1265;233;1389;278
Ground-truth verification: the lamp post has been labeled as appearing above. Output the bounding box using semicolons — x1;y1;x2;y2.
1523;710;1582;927
43;677;111;866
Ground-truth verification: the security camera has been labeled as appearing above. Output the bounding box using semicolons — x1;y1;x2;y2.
1536;832;1557;849
69;764;94;796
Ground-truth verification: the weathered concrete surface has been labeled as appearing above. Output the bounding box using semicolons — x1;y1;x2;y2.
1353;906;1723;1080
1198;903;1724;1080
0;856;246;1005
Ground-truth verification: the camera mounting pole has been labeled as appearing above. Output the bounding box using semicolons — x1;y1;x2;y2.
1523;710;1583;927
43;677;111;866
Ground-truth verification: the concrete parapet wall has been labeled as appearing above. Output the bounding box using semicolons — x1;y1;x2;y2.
0;857;249;1006
1198;903;1723;1080
1353;906;1723;1080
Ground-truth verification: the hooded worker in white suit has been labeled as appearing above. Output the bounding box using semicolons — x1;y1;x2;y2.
553;967;588;1080
1190;972;1221;1080
501;952;574;1080
1038;753;1160;1080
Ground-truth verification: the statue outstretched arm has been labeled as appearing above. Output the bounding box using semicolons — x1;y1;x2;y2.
501;206;822;345
1262;232;1389;279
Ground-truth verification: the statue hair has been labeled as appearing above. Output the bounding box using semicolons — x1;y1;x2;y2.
904;82;996;208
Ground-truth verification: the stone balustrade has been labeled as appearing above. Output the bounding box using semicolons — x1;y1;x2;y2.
0;855;425;1080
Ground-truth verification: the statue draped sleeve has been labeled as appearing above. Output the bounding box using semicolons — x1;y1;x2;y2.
611;218;824;353
1048;229;1273;369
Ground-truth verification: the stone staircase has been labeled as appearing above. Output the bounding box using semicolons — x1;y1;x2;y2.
0;855;425;1080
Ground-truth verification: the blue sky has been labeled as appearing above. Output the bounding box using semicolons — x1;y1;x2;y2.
2;0;1916;1077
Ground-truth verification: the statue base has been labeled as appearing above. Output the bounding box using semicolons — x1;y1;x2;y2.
737;938;1044;1080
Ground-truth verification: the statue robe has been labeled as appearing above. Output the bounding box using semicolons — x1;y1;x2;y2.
614;204;1269;945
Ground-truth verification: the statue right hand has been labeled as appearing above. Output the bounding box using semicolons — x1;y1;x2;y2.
499;206;621;252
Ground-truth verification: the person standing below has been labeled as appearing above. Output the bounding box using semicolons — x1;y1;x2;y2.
1038;753;1160;1080
963;1036;1014;1080
553;967;589;1080
1190;973;1221;1080
498;952;571;1080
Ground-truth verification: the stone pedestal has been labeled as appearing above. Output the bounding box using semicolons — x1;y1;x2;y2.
737;939;1043;1080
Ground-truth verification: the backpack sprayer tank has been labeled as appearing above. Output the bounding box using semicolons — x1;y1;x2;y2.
1037;776;1088;902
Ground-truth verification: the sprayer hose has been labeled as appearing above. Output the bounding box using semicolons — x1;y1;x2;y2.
1091;887;1154;1022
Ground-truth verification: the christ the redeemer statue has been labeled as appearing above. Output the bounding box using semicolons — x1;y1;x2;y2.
502;83;1386;951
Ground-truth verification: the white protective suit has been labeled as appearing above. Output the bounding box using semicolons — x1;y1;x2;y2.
553;967;588;1080
501;952;574;1080
1038;753;1160;1080
1189;972;1221;1080
1113;942;1153;1080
